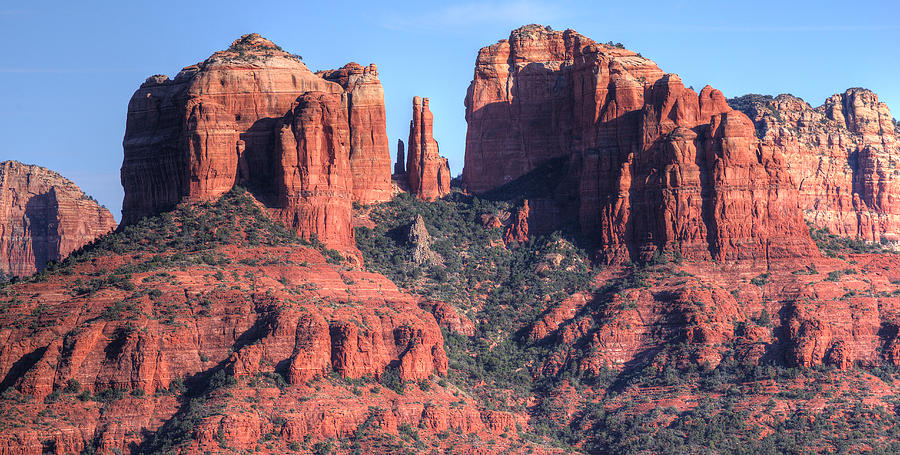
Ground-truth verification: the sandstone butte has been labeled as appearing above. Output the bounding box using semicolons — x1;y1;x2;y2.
729;89;900;246
463;24;819;265
400;96;452;200
0;161;116;278
121;34;393;252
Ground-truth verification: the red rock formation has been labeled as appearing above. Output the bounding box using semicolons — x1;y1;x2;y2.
463;25;816;263
121;34;392;249
272;92;354;247
730;89;900;245
419;300;476;336
0;161;116;277
503;200;530;244
407;97;451;200
317;63;393;204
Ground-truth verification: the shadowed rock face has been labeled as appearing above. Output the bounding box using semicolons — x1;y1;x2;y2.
463;25;817;264
121;34;392;250
0;161;116;277
730;88;900;245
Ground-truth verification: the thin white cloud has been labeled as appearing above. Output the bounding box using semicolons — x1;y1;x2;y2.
380;0;565;31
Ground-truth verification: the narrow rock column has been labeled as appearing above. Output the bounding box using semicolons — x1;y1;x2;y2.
406;97;451;200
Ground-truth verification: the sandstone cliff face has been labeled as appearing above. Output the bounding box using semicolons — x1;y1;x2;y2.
317;63;393;205
730;89;900;245
121;34;392;249
406;97;451;200
0;161;116;277
463;25;816;263
272;92;354;247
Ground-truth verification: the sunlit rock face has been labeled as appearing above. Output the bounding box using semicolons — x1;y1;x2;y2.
121;34;392;250
463;25;817;264
731;88;900;246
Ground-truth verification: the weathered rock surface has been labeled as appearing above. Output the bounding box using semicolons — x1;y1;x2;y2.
503;200;530;244
530;254;900;377
408;214;442;266
406;97;451;200
271;92;354;247
0;161;116;277
0;198;535;454
121;34;392;250
730;89;900;245
317;63;393;205
463;25;817;264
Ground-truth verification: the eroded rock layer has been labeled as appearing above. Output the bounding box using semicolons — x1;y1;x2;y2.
121;34;392;249
0;161;116;277
730;89;900;245
0;196;532;454
463;25;816;263
406;97;451;200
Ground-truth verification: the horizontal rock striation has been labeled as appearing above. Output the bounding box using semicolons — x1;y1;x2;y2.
121;34;392;250
463;25;817;264
730;89;900;245
0;161;116;277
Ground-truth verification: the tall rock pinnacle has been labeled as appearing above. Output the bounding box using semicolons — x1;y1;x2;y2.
406;96;451;200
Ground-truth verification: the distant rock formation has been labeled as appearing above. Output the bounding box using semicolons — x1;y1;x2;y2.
463;25;817;264
730;88;900;245
406;97;451;200
121;34;392;250
0;161;116;277
394;139;406;175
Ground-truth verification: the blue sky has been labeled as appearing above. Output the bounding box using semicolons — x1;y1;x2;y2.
1;0;897;221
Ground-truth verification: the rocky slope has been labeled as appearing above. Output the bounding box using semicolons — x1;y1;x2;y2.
463;25;816;265
0;161;116;278
0;190;532;454
729;88;900;246
358;191;900;454
121;34;393;251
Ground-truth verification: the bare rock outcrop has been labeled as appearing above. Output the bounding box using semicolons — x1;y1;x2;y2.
408;214;442;266
394;139;406;175
463;25;816;264
730;88;900;245
121;34;392;250
406;97;451;200
0;161;116;277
